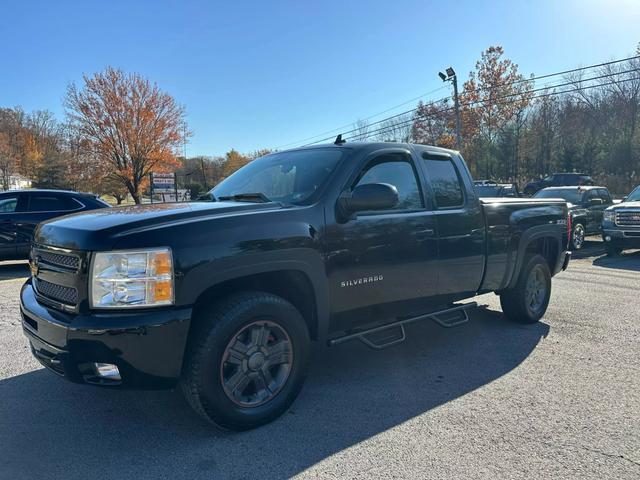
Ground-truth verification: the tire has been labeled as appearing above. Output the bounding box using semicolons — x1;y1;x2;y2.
570;222;585;250
605;243;623;256
181;291;310;431
500;255;552;324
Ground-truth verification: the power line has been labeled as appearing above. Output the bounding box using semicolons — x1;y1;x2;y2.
296;55;640;147
273;84;449;150
348;72;640;142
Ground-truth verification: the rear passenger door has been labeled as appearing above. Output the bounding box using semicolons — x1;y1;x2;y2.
16;193;84;254
0;193;27;259
417;150;485;298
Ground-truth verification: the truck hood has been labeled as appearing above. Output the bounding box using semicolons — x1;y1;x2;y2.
611;201;640;209
35;201;283;251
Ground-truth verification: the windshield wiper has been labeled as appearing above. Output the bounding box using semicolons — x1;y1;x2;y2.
218;192;272;203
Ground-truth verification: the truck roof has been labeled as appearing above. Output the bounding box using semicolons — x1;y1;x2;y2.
288;141;459;156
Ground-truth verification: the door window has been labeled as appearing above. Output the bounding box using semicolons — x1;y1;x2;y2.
0;196;18;213
422;155;465;208
354;155;423;211
597;189;612;204
28;195;81;212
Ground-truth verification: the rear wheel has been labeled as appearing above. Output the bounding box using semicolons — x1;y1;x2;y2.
181;291;310;431
500;255;551;324
571;223;585;250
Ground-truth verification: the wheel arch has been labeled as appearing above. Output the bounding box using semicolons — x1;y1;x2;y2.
188;265;328;342
504;225;564;290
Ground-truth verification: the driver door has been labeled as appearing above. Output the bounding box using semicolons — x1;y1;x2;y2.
325;150;439;331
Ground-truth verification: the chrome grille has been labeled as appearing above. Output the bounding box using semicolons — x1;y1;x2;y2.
34;278;78;306
33;249;80;271
615;211;640;227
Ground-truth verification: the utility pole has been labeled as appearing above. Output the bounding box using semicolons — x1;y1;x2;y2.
439;67;462;150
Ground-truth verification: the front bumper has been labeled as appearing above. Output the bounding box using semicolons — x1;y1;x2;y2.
602;229;640;248
21;280;192;389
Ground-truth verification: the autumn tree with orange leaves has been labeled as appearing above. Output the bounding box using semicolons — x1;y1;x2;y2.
65;67;188;204
460;46;533;177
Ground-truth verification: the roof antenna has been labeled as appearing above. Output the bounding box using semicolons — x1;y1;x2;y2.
334;134;346;145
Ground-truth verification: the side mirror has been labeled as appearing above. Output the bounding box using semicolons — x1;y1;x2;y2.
341;183;399;215
588;198;603;206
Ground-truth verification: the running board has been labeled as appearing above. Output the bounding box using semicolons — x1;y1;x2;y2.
327;302;477;350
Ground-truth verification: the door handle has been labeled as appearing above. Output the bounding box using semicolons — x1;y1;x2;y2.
416;228;435;239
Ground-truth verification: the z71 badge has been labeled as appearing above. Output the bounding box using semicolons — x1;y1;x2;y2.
340;275;384;288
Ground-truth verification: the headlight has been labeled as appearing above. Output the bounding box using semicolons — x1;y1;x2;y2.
90;248;174;308
604;210;615;222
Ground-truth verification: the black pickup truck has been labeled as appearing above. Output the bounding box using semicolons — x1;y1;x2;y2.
21;142;570;430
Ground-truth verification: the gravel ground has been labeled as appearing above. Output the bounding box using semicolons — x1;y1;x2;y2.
0;242;638;479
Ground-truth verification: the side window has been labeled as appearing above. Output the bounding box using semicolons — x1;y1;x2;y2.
598;189;612;204
422;155;465;208
0;195;19;213
354;154;423;211
584;190;596;204
28;195;81;212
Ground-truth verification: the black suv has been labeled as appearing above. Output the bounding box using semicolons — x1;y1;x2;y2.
534;186;612;250
0;189;109;261
524;173;593;196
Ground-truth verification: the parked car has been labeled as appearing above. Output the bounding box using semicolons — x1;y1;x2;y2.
601;184;640;255
523;173;593;196
474;181;520;198
533;186;612;250
21;142;570;431
0;189;109;261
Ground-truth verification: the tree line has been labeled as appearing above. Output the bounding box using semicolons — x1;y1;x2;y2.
2;44;639;202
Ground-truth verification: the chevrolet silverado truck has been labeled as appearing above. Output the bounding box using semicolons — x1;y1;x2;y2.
21;141;571;430
533;186;613;250
601;184;640;255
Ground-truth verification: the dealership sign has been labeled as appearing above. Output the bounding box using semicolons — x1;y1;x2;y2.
150;172;176;194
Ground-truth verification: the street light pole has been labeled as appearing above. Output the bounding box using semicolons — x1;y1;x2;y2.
439;67;462;150
452;75;462;150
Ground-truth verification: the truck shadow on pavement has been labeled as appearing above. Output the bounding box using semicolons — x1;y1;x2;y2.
0;308;549;479
593;250;640;272
0;261;29;281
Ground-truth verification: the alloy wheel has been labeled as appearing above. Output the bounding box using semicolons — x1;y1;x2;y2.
220;320;293;407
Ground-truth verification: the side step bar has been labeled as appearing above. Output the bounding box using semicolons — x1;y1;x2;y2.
328;301;477;350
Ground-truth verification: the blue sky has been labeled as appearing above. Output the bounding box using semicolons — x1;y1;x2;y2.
1;0;639;156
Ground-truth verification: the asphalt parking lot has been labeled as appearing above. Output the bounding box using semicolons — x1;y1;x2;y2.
1;240;639;479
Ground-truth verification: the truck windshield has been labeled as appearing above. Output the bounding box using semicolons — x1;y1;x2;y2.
534;188;583;204
209;148;344;204
626;186;640;202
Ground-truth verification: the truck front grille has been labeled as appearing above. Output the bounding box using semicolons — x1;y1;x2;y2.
615;211;640;227
33;248;81;272
31;245;87;311
34;278;79;306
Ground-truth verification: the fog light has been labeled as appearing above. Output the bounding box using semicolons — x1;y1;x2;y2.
94;363;121;381
605;236;611;242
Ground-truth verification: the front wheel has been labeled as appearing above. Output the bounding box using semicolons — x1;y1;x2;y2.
500;255;552;324
571;223;585;250
181;291;310;431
